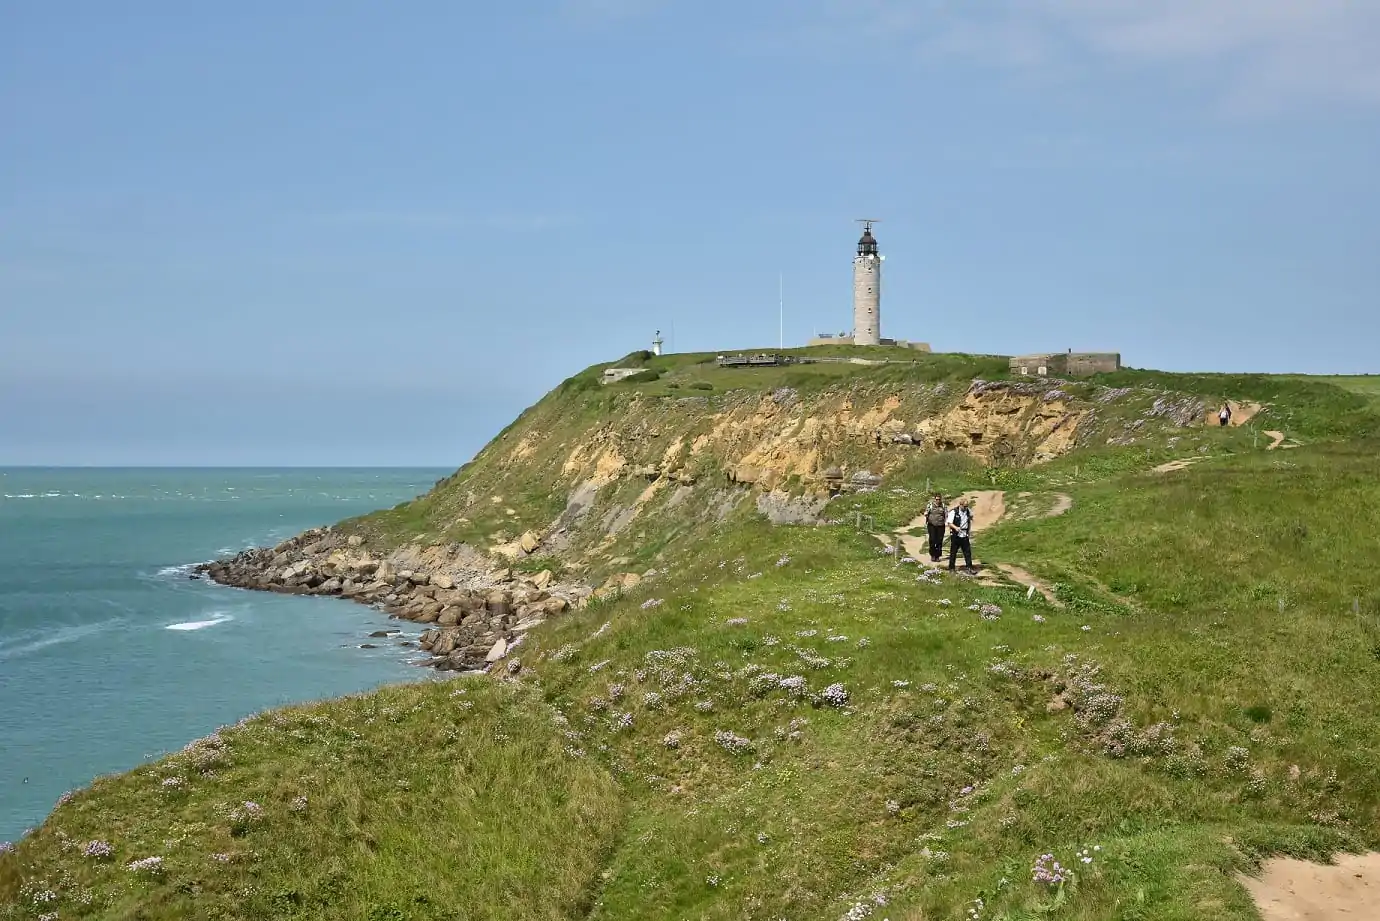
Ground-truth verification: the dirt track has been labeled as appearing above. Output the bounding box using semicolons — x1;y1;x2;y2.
1241;852;1380;920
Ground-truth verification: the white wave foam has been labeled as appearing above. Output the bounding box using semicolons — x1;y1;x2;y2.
165;613;234;631
2;493;38;499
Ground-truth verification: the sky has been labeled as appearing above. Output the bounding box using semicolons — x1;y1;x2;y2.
3;0;1378;466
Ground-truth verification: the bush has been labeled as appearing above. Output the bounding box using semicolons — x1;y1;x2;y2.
623;369;661;383
688;381;713;391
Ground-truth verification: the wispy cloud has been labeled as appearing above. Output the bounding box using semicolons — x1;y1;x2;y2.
801;0;1380;110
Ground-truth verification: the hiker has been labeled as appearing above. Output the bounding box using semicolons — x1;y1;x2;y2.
923;492;947;562
947;497;975;572
873;429;882;447
1219;403;1232;427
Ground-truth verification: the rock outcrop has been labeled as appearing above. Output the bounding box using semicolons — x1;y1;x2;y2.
197;528;590;673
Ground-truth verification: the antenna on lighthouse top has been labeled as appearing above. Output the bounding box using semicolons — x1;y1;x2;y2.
856;218;881;231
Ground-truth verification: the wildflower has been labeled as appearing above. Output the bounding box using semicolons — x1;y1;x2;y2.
607;683;626;701
31;889;57;904
589;660;611;673
1032;614;1046;623
641;598;664;610
892;679;911;688
242;801;263;816
979;604;1002;620
0;842;13;855
127;855;165;874
724;617;749;626
885;799;901;814
796;629;818;638
642;691;663;709
160;777;186;790
881;544;896;555
747;572;764;579
820;683;849;707
776;600;791;612
713;729;754;754
56;791;75;806
763;635;780;646
1081;625;1091;632
775;555;791;567
779;675;807;695
83;840;113;858
695;700;714;713
827;634;849;643
856;637;870;648
612;712;634;731
756;831;770;843
706;874;721;887
663;730;683;749
1077;847;1095;865
936;598;952;607
290;795;308;812
900;556;917;564
1031;853;1068;885
210;852;232;863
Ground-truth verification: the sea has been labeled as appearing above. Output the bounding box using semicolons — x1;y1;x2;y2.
0;467;449;843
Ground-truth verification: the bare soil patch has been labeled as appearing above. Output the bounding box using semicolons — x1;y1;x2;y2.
1240;851;1380;920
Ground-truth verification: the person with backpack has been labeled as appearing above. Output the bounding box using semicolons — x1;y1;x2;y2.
1219;403;1232;427
947;497;975;573
924;492;947;562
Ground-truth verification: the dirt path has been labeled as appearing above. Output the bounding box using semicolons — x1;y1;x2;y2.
1047;494;1073;517
993;563;1063;607
1240;852;1380;920
1153;457;1206;474
959;490;1007;532
1265;430;1286;450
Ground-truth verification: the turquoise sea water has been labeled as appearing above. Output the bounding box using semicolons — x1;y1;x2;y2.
0;467;448;842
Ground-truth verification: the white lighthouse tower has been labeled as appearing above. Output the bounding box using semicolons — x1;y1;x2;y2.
852;219;882;346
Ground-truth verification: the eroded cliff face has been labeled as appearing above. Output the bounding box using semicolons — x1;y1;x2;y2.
551;379;1088;499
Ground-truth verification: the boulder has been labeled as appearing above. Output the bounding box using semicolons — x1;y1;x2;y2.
432;631;459;657
438;608;461;627
318;578;343;594
519;531;540;554
512;616;547;633
532;569;554;590
375;561;395;583
416;609;440;624
543;596;570;615
432;573;455;591
485;638;509;662
369;630;399;638
347;535;364;548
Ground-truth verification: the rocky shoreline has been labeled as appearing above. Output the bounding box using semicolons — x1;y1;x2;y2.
197;527;592;673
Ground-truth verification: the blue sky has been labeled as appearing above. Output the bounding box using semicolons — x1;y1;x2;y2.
3;0;1378;466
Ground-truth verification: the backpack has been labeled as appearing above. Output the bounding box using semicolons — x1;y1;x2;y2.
926;503;946;527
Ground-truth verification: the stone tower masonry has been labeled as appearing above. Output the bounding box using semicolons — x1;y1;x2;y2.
852;221;882;345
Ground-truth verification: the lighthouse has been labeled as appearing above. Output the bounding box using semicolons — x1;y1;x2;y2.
852;219;882;346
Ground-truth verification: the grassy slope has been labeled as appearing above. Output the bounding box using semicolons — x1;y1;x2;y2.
4;362;1379;921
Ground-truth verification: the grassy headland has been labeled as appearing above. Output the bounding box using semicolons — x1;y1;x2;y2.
3;350;1378;921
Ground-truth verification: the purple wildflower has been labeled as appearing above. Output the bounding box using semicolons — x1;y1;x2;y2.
83;840;113;858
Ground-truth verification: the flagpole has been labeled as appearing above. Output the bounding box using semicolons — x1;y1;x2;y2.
778;272;783;350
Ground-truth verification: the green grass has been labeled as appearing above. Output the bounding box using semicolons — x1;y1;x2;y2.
6;359;1380;920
